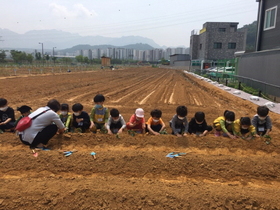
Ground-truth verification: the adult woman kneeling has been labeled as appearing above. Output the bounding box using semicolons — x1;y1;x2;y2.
19;99;65;149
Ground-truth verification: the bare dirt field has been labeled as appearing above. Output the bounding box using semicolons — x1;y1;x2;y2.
1;67;280;210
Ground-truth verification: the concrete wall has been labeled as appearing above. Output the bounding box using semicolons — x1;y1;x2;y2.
237;49;280;97
170;60;190;67
170;54;190;69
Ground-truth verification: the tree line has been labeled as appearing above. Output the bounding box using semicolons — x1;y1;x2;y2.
0;51;139;65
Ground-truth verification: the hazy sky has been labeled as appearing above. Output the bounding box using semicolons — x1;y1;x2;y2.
1;0;258;47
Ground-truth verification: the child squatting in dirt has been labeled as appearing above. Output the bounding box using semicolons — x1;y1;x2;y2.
170;105;189;137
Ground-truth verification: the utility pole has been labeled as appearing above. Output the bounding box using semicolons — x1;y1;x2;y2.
39;42;44;61
53;47;56;65
0;36;4;47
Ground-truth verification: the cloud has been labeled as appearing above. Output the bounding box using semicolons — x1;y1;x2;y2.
74;3;97;18
49;3;72;18
49;3;97;19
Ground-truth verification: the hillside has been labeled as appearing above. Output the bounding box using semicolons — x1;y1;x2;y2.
239;21;257;52
59;43;154;53
0;29;161;49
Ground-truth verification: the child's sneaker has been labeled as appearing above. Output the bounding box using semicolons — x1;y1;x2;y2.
135;130;142;134
0;129;4;134
222;133;229;137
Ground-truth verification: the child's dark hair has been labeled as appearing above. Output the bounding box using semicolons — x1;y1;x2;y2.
72;103;83;112
176;106;188;117
94;94;105;103
0;98;8;107
195;112;205;122
224;110;235;121
151;109;162;118
257;106;269;117
110;108;119;117
61;103;69;111
240;117;251;126
17;105;32;114
47;99;61;112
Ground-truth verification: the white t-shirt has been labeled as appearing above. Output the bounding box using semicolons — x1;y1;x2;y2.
21;106;65;144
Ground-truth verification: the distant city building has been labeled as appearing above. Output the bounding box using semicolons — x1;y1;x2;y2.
175;47;184;54
88;49;93;60
54;47;188;62
66;52;76;56
190;22;246;61
82;49;91;59
76;50;83;56
165;48;173;60
106;48;114;58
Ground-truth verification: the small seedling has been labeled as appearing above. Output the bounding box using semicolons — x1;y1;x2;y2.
159;130;168;134
128;130;136;137
263;135;272;145
263;134;272;140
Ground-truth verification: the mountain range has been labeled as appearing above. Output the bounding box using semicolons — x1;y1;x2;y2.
0;29;163;51
59;43;155;54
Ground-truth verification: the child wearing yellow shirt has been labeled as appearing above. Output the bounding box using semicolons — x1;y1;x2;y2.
233;117;256;140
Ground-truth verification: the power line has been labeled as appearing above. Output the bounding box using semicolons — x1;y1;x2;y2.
56;0;255;33
6;0;256;35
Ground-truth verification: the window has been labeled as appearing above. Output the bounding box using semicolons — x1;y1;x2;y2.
228;43;236;49
199;44;202;50
214;42;222;49
264;6;277;30
218;28;226;32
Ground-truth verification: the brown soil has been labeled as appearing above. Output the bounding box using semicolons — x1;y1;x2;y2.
1;67;280;210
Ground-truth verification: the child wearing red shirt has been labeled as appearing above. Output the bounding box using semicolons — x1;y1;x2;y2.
126;108;145;134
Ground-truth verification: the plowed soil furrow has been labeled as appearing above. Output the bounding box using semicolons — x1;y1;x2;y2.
1;148;279;182
1;67;280;209
1;176;280;210
110;70;171;104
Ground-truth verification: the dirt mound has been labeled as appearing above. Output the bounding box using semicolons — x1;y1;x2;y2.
1;67;280;209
